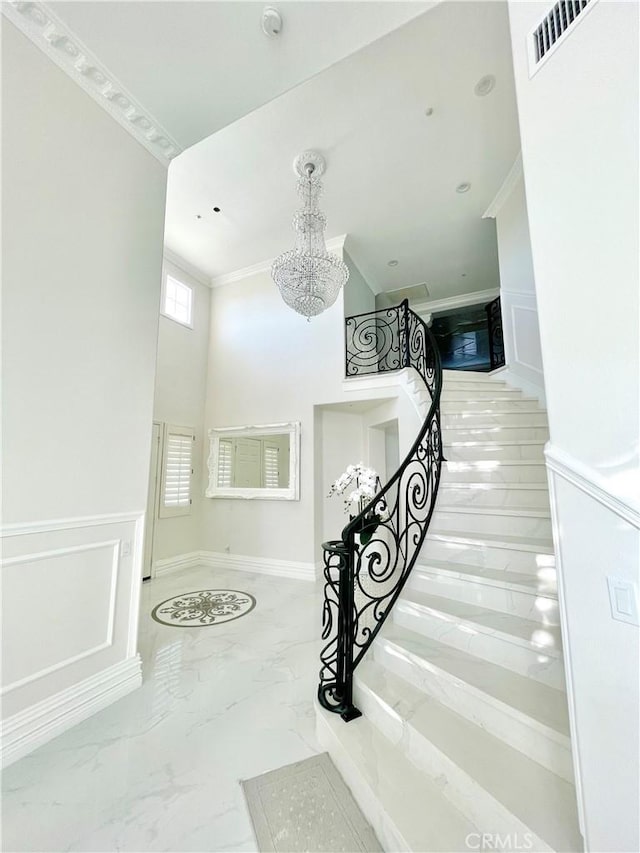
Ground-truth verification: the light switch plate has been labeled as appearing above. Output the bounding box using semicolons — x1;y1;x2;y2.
121;540;132;558
607;576;639;626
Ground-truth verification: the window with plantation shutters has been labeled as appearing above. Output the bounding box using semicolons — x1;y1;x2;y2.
159;425;195;517
263;443;280;489
217;440;233;488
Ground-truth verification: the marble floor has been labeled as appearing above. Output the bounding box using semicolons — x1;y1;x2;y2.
2;567;324;852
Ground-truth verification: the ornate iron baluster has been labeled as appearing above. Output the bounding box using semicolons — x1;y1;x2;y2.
318;300;443;721
485;296;506;369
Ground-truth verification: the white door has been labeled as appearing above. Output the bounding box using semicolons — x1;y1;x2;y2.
143;422;162;580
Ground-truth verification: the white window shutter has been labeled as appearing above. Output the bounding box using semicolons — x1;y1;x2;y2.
263;443;279;489
217;440;233;488
160;425;194;517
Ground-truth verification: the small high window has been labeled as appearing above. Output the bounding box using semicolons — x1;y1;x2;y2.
162;274;193;327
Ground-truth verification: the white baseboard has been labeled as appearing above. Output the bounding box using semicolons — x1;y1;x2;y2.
1;655;142;767
153;551;201;577
199;551;319;582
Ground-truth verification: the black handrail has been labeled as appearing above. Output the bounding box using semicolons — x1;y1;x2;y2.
318;299;443;721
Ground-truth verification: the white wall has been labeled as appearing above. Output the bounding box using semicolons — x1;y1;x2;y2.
201;268;346;569
343;251;376;317
316;392;419;553
318;409;366;545
152;257;211;564
1;23;167;764
508;2;639;849
487;165;546;402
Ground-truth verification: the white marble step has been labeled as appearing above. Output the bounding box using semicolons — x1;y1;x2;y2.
443;370;505;385
441;398;544;413
431;505;552;539
442;410;549;427
316;703;478;852
409;561;559;622
444;424;550;442
425;530;554;573
374;624;574;782
445;440;546;462
443;382;511;394
442;388;524;402
393;590;564;689
438;482;551;510
354;662;582;852
442;459;549;484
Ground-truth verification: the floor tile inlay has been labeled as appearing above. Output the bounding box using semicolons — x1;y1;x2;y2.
151;589;256;627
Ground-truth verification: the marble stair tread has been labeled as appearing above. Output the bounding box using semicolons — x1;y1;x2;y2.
447;439;547;448
444;460;548;468
434;504;551;518
443;423;548;431
442;403;547;414
441;391;526;401
443;370;507;382
439;481;550;490
427;530;555;553
440;396;544;402
316;704;478;852
413;559;555;596
355;661;582;852
397;589;562;655
380;624;571;739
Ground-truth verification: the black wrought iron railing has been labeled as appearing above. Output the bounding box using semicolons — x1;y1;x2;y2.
318;299;443;721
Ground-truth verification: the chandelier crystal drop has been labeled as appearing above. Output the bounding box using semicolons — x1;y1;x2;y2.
271;151;349;320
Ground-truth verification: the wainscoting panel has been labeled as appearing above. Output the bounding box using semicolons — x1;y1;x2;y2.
545;445;640;848
500;289;545;402
1;512;145;765
2;541;119;692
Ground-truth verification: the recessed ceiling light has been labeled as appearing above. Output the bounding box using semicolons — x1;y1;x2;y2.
456;182;471;193
388;259;399;267
262;6;283;37
474;74;496;96
424;107;434;117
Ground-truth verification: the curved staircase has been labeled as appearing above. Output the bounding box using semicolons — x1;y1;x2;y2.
317;369;582;852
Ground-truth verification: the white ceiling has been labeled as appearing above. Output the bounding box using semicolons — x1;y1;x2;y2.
51;1;433;151
165;1;521;297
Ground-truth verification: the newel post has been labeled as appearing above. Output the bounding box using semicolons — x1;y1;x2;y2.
336;535;362;722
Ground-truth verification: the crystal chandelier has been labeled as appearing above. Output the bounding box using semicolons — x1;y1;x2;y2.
272;151;349;319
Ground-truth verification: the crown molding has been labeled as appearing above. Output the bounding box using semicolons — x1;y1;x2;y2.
210;234;348;288
2;1;182;166
411;287;500;316
483;153;523;219
162;249;210;288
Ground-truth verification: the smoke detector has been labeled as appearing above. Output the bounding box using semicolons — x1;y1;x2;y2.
262;7;283;37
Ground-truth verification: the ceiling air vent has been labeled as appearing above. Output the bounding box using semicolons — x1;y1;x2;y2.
529;0;598;75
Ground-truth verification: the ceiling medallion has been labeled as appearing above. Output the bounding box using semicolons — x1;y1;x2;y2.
271;151;349;320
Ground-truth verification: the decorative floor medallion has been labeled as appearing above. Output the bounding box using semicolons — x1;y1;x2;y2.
151;589;256;627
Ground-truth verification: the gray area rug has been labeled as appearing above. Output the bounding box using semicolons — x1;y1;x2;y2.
242;752;382;852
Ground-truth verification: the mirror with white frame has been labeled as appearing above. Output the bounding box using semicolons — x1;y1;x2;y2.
205;422;300;500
